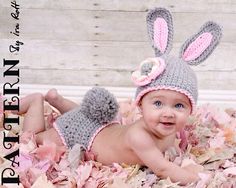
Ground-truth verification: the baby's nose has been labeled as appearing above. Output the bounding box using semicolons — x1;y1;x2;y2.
162;107;175;118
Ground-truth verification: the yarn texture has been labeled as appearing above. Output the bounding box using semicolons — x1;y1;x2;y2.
54;87;119;149
134;7;222;110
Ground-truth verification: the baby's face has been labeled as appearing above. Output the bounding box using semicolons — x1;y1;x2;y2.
139;89;191;138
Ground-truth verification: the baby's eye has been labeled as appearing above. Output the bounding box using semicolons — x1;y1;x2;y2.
154;100;162;107
175;103;184;109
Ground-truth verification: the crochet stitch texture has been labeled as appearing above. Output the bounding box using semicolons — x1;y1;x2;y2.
134;7;222;109
55;87;119;149
135;55;198;103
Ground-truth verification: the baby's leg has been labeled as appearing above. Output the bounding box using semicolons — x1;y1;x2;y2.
19;93;45;134
36;127;65;147
45;89;79;114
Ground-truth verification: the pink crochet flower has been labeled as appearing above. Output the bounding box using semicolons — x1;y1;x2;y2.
131;57;166;86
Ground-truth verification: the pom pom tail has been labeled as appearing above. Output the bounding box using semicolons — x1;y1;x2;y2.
80;87;119;124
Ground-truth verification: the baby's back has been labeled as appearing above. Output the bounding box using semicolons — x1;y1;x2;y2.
91;122;143;165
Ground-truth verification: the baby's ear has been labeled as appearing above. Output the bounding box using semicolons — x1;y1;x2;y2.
180;21;222;65
146;7;173;57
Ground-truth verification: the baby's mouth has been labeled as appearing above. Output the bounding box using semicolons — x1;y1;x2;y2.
160;122;175;126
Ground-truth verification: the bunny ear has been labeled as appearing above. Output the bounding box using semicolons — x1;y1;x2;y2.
146;7;173;57
180;21;222;65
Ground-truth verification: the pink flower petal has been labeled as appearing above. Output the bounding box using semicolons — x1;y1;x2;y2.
195;173;211;188
34;159;51;172
33;140;65;162
17;152;33;172
223;167;236;176
31;174;54;188
76;162;93;188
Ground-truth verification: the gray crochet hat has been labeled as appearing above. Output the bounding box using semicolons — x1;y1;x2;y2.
132;7;222;110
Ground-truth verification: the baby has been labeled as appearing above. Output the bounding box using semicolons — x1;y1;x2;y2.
18;7;222;185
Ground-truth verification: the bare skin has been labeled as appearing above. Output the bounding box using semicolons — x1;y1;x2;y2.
19;89;202;185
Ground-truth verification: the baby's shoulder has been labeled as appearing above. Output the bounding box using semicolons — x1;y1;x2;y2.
124;121;155;149
125;119;147;135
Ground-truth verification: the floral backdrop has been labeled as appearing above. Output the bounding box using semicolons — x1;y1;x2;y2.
0;96;236;187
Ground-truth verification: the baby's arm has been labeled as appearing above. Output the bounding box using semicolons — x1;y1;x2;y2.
128;130;200;185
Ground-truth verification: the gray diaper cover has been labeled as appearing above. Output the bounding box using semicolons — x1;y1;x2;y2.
54;109;118;150
53;87;119;150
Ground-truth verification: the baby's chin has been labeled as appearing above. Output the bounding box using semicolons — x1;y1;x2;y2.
151;127;177;139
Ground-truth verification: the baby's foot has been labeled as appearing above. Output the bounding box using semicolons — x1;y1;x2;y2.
12;93;44;115
45;89;61;106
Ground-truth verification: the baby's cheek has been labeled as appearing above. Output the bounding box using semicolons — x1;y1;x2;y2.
177;117;188;130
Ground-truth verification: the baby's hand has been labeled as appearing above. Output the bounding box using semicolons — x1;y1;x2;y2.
182;163;204;175
181;158;204;175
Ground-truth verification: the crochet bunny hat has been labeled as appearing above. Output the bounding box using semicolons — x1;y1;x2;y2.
132;7;222;110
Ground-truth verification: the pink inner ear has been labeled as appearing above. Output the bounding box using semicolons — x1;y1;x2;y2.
182;32;213;61
154;18;168;53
